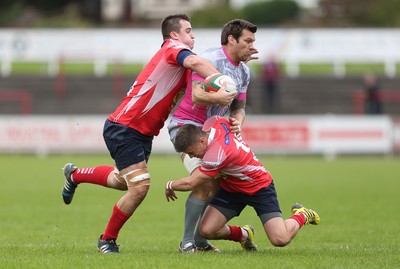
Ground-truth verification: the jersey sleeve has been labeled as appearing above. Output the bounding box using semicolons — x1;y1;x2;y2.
164;42;193;65
177;49;196;66
202;115;223;132
199;146;227;177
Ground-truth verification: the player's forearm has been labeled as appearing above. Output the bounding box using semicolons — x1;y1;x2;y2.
192;81;237;106
230;107;246;125
183;55;218;78
192;81;219;105
229;106;246;135
167;177;197;192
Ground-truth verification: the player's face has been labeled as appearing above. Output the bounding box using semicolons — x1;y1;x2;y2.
233;29;256;62
185;140;207;159
174;20;195;49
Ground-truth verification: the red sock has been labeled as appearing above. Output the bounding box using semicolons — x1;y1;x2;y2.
102;205;131;240
72;166;114;187
290;213;306;228
227;225;243;242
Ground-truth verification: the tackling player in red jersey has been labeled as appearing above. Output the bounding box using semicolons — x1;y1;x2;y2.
165;116;320;251
59;14;236;254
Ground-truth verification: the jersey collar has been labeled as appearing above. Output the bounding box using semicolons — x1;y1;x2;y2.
222;46;239;67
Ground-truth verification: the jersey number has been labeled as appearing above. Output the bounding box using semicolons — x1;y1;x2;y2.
233;137;250;153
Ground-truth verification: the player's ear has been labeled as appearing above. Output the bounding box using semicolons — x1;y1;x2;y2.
228;35;236;45
170;31;179;39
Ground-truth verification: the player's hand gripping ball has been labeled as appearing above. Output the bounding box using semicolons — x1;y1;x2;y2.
203;73;237;93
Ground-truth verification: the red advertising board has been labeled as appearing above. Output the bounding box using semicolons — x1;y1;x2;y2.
242;121;309;151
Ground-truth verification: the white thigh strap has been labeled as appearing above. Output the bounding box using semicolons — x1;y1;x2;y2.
122;169;150;183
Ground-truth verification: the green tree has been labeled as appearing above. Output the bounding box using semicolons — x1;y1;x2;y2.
0;1;24;25
319;0;400;26
191;4;244;28
242;0;300;26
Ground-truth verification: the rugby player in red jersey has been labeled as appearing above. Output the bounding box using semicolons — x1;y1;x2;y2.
165;116;320;251
59;14;236;254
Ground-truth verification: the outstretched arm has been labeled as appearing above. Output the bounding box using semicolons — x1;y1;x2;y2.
183;55;219;78
165;169;213;202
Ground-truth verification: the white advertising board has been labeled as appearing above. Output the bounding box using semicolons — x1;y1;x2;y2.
309;116;392;154
0;115;106;154
0;115;394;156
241;115;392;155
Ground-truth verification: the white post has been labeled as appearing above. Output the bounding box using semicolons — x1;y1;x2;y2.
384;60;396;78
286;60;299;78
333;60;345;78
94;58;107;77
47;57;59;77
1;57;11;77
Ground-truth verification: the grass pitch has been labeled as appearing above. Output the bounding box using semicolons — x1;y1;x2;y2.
0;154;399;269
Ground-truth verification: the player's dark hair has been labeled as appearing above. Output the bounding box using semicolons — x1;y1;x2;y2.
161;14;191;39
221;19;257;45
174;124;204;153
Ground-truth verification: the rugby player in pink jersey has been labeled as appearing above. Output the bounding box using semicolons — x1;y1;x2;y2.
58;14;236;254
167;19;258;253
165;116;320;251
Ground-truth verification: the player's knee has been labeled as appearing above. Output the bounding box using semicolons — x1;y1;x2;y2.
126;178;150;201
269;235;291;247
191;188;210;200
198;227;210;239
132;185;150;200
192;180;215;200
198;225;214;239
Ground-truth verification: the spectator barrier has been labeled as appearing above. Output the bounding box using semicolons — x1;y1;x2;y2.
0;115;397;156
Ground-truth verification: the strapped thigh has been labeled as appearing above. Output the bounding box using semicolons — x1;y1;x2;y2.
121;168;151;187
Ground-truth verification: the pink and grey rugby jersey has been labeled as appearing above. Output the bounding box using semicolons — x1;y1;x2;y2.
108;39;191;136
172;46;250;125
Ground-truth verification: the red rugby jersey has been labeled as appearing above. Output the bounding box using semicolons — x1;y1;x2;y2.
199;116;273;195
108;39;191;136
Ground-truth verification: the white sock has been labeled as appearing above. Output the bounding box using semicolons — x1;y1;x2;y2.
241;227;248;241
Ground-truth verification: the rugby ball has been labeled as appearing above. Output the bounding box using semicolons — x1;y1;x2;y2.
203;73;237;93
